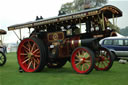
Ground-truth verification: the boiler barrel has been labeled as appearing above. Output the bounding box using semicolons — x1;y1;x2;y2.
68;38;99;50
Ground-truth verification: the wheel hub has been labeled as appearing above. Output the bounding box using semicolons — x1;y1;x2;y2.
27;52;33;58
79;58;86;65
100;56;105;61
96;56;105;62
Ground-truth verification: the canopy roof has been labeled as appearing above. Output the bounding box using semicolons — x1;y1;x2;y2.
8;5;122;31
0;29;7;35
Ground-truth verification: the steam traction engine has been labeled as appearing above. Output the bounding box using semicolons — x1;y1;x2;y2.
8;5;122;74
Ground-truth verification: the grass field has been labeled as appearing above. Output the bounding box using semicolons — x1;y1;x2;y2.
0;52;128;85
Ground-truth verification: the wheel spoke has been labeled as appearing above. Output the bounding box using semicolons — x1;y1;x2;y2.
75;62;80;66
75;59;79;62
31;58;36;69
1;56;4;59
85;60;91;63
32;49;39;54
24;49;29;54
20;53;28;56
84;64;88;70
27;41;32;52
1;57;4;60
85;56;90;60
34;58;40;65
22;58;29;64
77;51;81;57
86;63;90;68
101;61;106;68
82;64;85;71
78;64;81;69
76;55;82;59
104;56;109;61
1;58;4;62
76;51;84;59
82;51;87;57
34;54;40;58
27;61;32;70
22;45;29;52
36;51;40;54
0;60;2;63
81;50;90;59
96;62;99;66
104;59;109;64
31;43;35;52
98;62;100;67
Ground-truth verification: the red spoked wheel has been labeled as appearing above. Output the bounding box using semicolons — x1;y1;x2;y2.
95;47;113;71
17;37;46;72
71;47;95;74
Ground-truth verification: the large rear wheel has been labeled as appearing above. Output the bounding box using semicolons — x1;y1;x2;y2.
17;37;46;72
95;47;113;71
71;47;95;74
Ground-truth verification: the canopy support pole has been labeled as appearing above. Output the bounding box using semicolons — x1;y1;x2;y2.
13;30;21;41
102;13;105;31
1;35;3;45
28;28;31;35
19;29;22;40
116;16;117;26
112;14;115;26
79;19;81;33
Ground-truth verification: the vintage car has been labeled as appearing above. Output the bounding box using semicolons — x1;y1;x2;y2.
100;37;128;60
8;5;122;74
0;29;7;66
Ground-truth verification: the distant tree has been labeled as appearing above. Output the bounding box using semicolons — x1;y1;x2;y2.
59;0;108;14
59;2;74;14
120;26;128;36
93;0;108;7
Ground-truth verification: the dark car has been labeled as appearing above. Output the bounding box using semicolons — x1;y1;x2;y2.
100;37;128;60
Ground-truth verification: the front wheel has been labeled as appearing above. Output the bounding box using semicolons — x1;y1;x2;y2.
95;47;113;71
71;47;95;74
0;51;6;66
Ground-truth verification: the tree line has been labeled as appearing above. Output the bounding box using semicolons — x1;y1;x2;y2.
120;26;128;36
59;0;108;14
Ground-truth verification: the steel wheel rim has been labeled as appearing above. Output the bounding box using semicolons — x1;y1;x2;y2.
18;39;41;72
95;48;111;70
71;48;92;74
0;53;5;65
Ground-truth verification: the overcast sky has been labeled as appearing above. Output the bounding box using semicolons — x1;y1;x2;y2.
0;0;128;43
